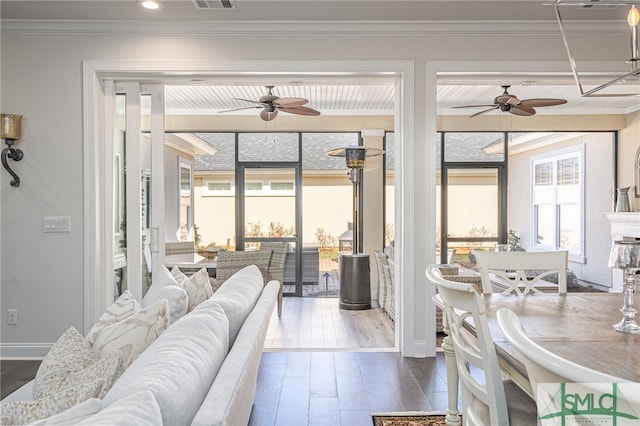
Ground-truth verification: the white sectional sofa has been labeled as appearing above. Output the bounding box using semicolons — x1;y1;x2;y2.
2;265;278;426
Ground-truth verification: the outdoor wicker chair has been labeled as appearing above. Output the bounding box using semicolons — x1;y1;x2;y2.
259;242;288;316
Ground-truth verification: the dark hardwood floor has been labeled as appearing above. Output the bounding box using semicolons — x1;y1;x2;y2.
1;360;40;399
249;351;449;426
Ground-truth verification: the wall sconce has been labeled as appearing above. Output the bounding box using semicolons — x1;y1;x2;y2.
1;113;24;187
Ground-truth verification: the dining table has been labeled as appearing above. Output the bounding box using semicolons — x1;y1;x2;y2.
164;252;217;277
433;291;640;425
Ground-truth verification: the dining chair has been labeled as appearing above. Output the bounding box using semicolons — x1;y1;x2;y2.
473;250;568;295
426;265;538;426
258;242;288;317
212;249;273;301
496;308;636;408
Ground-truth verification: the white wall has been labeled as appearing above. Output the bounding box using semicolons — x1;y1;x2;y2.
508;133;616;287
0;20;633;357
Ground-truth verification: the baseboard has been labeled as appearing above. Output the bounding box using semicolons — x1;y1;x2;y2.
0;343;50;359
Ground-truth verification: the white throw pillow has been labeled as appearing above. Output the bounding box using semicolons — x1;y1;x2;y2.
33;326;97;397
143;265;188;324
171;267;214;312
91;300;170;369
1;352;123;425
86;290;140;345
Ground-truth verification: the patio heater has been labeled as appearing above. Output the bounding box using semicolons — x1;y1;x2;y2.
327;145;383;310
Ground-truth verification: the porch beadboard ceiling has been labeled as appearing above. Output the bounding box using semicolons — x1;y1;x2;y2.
164;80;640;116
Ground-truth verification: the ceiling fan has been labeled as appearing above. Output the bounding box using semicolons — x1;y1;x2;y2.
219;85;320;121
452;85;567;118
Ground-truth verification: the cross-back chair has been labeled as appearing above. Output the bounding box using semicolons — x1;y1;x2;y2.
473;250;568;295
426;265;537;426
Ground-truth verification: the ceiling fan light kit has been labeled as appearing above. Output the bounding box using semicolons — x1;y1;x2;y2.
453;85;567;118
219;85;320;121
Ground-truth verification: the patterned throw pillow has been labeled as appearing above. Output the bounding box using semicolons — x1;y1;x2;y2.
171;267;214;312
1;352;123;425
91;299;170;369
33;326;97;397
86;290;140;345
34;350;124;400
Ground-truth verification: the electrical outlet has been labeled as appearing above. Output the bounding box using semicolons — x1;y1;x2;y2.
8;309;18;325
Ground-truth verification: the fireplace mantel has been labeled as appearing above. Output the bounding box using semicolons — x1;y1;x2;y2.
605;212;640;291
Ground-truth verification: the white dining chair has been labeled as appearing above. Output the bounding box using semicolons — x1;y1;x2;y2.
426;265;537;426
473;250;568;295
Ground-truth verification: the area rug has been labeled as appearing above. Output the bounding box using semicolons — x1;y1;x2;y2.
371;411;452;426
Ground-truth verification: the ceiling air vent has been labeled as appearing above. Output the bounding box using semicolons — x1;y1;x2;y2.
193;0;235;9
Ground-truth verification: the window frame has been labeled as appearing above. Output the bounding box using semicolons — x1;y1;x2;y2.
530;145;585;261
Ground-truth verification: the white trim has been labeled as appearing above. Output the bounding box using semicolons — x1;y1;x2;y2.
1;19;625;37
0;343;51;359
83;59;416;354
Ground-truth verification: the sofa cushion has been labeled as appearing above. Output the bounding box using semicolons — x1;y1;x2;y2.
91;300;170;369
78;390;162;426
143;264;188;324
199;264;264;346
1;352;123;425
171;267;214;312
33;326;97;397
101;301;230;425
86;291;140;345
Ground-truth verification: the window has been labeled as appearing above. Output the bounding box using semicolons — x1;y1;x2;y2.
271;182;294;191
207;182;231;192
532;147;583;257
178;160;193;242
245;182;263;192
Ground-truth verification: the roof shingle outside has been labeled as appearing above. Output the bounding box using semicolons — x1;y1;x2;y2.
192;131;503;172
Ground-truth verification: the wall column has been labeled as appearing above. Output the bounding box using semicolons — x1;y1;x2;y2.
362;129;386;303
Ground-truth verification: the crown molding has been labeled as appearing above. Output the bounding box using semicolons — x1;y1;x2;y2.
0;19;627;37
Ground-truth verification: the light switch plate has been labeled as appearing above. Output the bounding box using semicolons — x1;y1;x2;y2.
43;216;71;233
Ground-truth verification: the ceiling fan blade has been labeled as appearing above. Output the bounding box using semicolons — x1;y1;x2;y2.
260;109;278;121
274;97;308;107
279;106;321;116
234;97;264;105
452;104;497;109
519;98;567;107
218;106;260;113
509;105;536;116
469;106;499;118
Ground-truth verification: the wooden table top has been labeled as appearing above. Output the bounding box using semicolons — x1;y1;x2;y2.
481;292;640;384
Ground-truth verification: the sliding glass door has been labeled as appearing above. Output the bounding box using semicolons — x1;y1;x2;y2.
109;82;165;302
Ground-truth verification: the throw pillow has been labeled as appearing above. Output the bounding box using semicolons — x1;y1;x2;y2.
86;290;140;345
34;350;124;400
28;398;102;425
171;267;214;312
1;383;102;425
33;326;98;398
91;299;170;368
1;352;122;425
143;265;188;324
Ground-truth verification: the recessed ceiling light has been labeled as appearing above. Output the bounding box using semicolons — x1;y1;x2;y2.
139;0;163;11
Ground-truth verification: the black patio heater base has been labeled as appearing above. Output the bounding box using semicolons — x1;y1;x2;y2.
339;253;371;310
